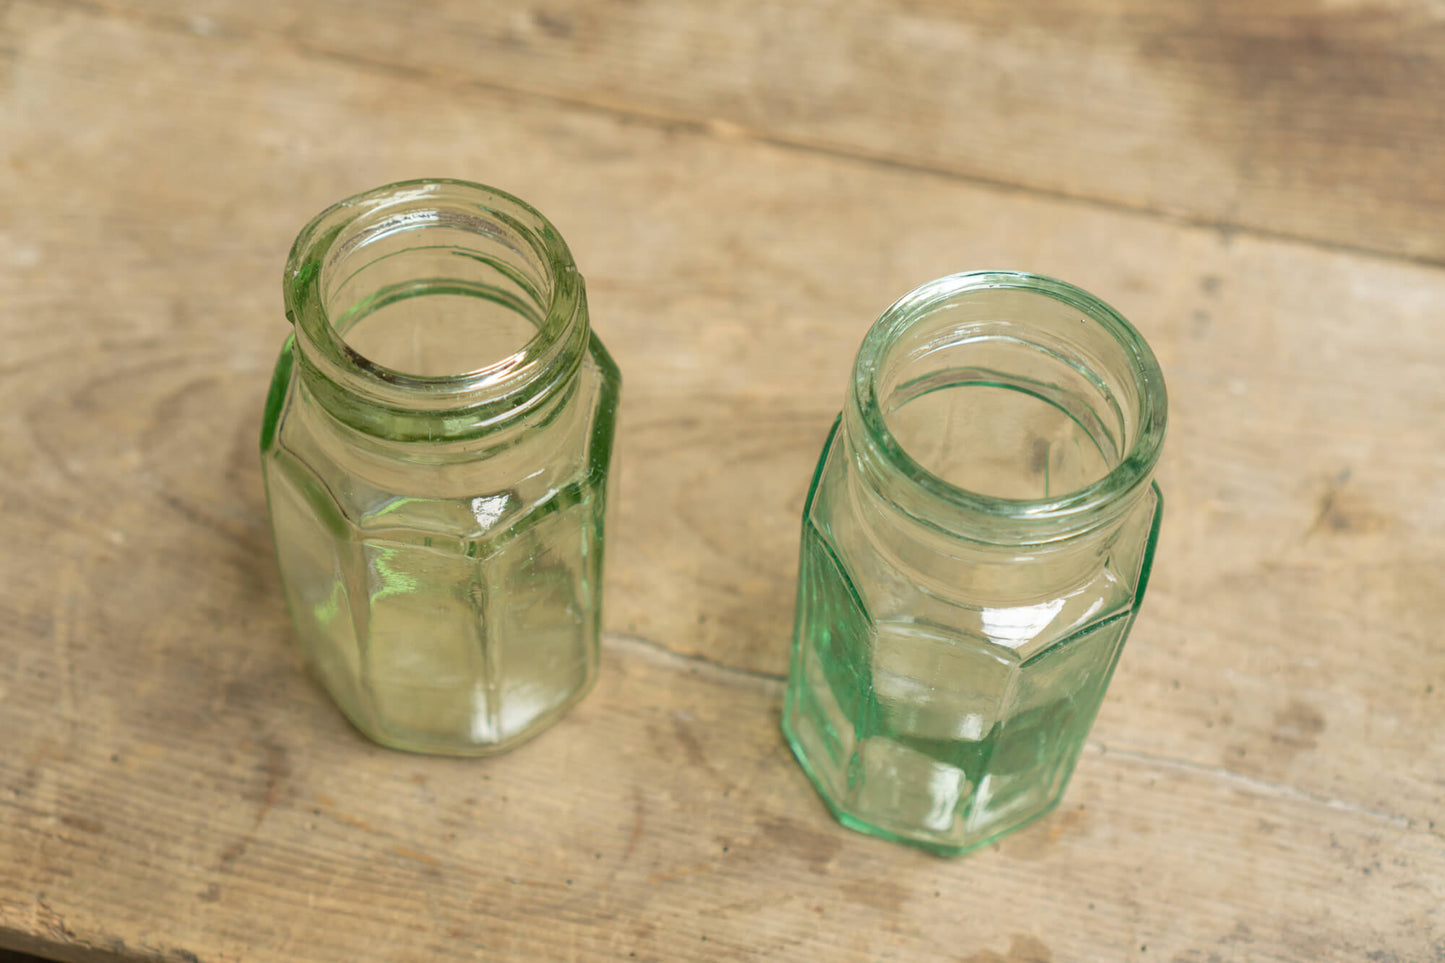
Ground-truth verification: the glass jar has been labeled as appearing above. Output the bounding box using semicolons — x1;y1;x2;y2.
783;272;1166;855
260;180;621;755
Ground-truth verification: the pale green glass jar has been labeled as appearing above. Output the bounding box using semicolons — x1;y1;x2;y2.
261;180;620;755
783;272;1166;855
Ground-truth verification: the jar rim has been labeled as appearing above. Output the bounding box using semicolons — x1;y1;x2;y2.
850;271;1167;535
283;178;584;414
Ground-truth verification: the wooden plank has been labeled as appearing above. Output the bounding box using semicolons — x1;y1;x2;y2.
0;2;1442;960
5;630;1439;960
3;640;1443;963
61;0;1445;264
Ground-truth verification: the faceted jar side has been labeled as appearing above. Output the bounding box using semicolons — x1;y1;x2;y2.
784;430;1162;856
262;334;620;755
783;272;1167;855
260;180;621;756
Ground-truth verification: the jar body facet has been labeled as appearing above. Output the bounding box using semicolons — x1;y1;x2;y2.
783;272;1166;854
260;180;620;755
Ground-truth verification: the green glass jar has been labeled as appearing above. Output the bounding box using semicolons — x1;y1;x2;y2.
783;272;1166;855
261;180;621;755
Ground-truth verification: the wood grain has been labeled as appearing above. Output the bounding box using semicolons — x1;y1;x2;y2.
4;638;1443;963
0;1;1442;960
58;0;1445;264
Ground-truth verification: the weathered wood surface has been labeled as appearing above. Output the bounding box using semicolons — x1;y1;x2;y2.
0;1;1442;961
66;0;1445;265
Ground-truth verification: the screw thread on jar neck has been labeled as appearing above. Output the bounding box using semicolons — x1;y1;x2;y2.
844;271;1167;549
283;179;588;443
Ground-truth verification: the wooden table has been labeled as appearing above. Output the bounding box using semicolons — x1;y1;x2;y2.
2;1;1442;960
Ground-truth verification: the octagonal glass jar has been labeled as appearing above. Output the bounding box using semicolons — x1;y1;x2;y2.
261;180;620;755
783;271;1166;854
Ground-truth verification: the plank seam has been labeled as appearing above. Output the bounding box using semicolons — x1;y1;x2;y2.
25;0;1445;272
602;632;788;685
1089;742;1426;834
597;634;1438;838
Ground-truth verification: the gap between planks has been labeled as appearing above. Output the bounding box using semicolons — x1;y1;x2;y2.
604;634;1436;840
24;0;1445;274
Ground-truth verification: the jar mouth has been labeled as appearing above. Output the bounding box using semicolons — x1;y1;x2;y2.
284;179;585;424
850;271;1167;539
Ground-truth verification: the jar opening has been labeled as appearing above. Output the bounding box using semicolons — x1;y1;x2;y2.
325;207;553;378
852;272;1166;539
285;180;586;432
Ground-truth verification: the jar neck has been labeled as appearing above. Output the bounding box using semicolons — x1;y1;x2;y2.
843;271;1167;552
284;179;588;442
